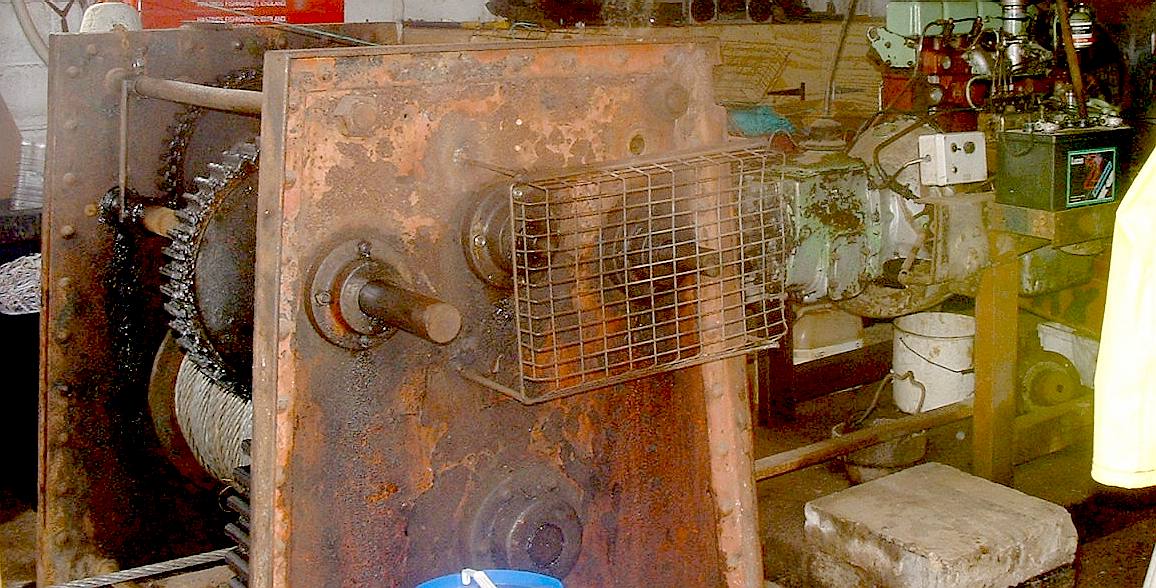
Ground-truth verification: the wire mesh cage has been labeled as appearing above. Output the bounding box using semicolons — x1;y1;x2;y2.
714;41;790;105
504;142;789;401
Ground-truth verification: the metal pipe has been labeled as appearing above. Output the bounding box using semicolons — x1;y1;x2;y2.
131;76;263;114
358;280;462;344
753;401;973;480
1054;0;1089;120
822;0;859;117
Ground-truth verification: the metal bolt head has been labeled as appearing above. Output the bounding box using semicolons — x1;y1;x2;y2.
473;234;487;248
333;95;379;137
315;291;332;305
357;241;372;257
60;225;76;239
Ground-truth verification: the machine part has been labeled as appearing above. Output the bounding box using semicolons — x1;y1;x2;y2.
868;1;1002;67
848;116;935;263
253;40;757;588
132;76;262;115
157;68;262;205
836;278;953;319
306;239;462;348
506;142;788;401
148;333;218;488
1019;245;1095;297
40;24;399;585
161;142;259;396
1018;349;1081;410
42;549;235;588
917;131;987;186
1054;0;1088;120
988;200;1119;247
778;152;876;302
466;465;584;578
174;355;253;482
996;127;1131;211
461;184;515;289
921;188;990;288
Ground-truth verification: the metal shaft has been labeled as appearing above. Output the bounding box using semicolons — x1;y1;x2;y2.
132;76;263;114
753;401;973;480
358;280;462;344
1054;0;1089;120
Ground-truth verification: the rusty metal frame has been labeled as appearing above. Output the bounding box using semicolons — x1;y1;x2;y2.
39;23;397;585
253;39;762;587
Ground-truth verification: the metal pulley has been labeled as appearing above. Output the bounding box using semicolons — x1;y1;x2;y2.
308;239;462;349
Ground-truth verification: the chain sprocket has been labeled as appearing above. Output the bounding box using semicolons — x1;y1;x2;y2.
157;68;262;206
161;142;259;398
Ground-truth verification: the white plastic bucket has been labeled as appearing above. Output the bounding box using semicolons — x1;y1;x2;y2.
892;312;976;413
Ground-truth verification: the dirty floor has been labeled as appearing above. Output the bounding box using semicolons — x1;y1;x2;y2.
754;383;1156;587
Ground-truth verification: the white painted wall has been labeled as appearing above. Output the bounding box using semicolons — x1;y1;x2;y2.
0;0;74;142
346;0;495;23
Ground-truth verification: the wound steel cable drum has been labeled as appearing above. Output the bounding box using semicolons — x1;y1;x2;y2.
174;355;252;482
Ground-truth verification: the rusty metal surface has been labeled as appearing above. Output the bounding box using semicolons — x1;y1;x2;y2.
40;24;397;585
254;40;755;587
989;200;1120;246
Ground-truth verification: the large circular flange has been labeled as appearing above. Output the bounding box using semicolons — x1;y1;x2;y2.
502;496;582;574
462;184;514;289
466;465;584;579
307;239;399;350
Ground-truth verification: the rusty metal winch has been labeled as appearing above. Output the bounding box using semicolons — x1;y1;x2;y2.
41;25;785;588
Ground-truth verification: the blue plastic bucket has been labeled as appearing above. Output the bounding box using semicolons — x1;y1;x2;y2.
416;569;563;588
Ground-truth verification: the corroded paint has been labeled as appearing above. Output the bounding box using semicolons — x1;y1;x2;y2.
253;40;759;588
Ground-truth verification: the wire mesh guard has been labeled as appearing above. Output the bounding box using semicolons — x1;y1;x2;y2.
509;143;789;400
714;42;790;105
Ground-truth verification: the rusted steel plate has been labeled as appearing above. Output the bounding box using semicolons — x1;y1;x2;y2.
39;24;396;585
254;40;758;587
988;201;1119;247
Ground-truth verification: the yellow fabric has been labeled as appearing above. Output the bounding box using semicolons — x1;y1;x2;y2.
1092;149;1156;489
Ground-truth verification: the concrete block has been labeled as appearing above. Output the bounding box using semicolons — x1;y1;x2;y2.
804;462;1077;588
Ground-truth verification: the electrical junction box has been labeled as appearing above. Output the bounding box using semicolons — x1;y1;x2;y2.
997;126;1132;211
919;131;987;186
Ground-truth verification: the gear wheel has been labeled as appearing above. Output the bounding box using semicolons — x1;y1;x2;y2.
157;68;262;205
161;142;259;398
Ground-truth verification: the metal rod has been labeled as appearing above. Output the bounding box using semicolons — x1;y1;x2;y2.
118;79;129;223
358;280;462;344
1053;0;1089;120
822;0;859;117
753;401;973;480
132;76;263;114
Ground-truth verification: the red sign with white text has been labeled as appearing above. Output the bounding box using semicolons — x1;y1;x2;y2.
132;0;343;29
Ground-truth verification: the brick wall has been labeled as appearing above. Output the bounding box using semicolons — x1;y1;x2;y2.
0;0;60;143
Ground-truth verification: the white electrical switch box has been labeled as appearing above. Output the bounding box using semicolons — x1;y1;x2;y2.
918;131;987;186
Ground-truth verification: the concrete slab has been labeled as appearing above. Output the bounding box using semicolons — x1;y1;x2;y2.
804;462;1077;588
